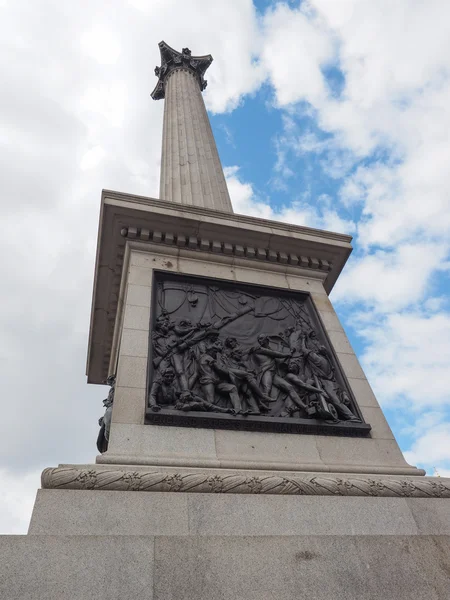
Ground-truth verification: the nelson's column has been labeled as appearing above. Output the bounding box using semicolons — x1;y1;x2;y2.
2;41;450;600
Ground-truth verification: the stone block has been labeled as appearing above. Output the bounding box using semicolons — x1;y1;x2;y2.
111;386;146;425
406;498;450;535
127;265;153;286
3;532;450;599
311;294;335;312
131;251;177;270
123;304;150;331
286;276;326;294
337;353;367;379
177;256;235;281
214;429;322;466
315;436;410;469
126;284;151;308
29;490;189;536
234;266;287;289
116;356;148;389
359;406;395;440
317;308;344;332
299;255;309;267
120;328;149;358
107;423;217;461
347;377;380;408
187;495;419;537
327;330;354;355
0;535;155;600
153;535;450;600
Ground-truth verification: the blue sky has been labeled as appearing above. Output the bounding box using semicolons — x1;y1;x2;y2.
1;0;450;532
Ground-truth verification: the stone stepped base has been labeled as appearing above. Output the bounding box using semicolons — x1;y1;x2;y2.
2;533;450;599
3;472;450;599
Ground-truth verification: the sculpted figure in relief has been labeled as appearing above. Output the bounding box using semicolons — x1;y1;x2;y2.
250;334;308;414
299;333;361;422
198;334;242;414
97;375;115;453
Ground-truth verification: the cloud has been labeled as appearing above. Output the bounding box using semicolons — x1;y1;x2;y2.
261;0;450;248
0;469;42;534
226;165;355;233
261;2;334;107
404;423;450;474
351;309;450;411
332;242;450;312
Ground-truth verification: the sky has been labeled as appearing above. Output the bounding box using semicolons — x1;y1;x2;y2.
1;0;450;534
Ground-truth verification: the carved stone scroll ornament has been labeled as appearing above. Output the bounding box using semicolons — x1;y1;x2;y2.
147;274;370;436
42;467;450;498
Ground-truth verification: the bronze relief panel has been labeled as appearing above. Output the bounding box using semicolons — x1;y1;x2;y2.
146;272;371;437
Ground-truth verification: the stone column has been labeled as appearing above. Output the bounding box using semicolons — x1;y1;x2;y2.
152;41;233;213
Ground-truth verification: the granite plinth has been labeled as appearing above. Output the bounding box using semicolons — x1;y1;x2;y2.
2;534;450;600
30;488;450;537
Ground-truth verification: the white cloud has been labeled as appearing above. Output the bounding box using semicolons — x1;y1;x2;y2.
81;25;122;65
0;469;42;534
403;424;450;472
80;145;106;170
332;242;449;312
353;309;450;410
261;3;334;107
262;0;450;248
226;165;355;233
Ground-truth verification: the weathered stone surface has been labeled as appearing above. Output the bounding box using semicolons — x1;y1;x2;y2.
126;283;152;307
406;498;450;535
214;429;322;466
120;328;148;358
115;356;147;389
122;304;150;331
29;490;189;536
32;489;450;537
153;535;450;600
315;436;411;469
359;406;395;440
347;377;380;408
3;532;449;599
111;387;146;425
107;423;217;461
0;535;155;600
186;495;420;537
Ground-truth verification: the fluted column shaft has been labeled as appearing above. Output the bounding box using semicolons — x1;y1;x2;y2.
159;68;233;213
